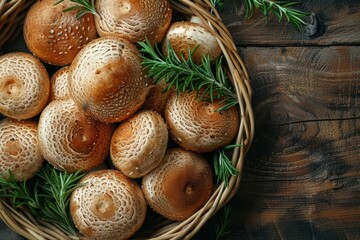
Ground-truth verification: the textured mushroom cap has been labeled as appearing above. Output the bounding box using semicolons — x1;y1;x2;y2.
110;110;168;178
0;118;43;181
95;0;172;44
69;36;150;123
162;21;222;64
142;148;213;221
49;66;70;101
70;169;147;240
38;99;113;173
165;91;239;152
141;80;174;116
23;0;97;66
0;52;50;120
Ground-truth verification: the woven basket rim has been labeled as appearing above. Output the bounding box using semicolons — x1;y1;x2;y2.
0;0;254;239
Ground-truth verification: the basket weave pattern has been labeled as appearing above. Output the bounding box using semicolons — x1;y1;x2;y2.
0;0;254;239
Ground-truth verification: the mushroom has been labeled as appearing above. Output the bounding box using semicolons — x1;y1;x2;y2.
37;98;113;173
70;169;147;240
95;0;172;44
162;21;222;64
0;52;50;120
0;118;43;181
142;147;213;221
110;110;168;178
68;36;150;123
49;66;71;101
165;91;239;152
141;80;174;116
23;0;97;66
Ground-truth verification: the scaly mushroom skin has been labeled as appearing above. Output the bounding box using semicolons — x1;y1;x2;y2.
165;91;240;152
70;169;147;240
0;118;43;181
49;66;71;101
110;110;168;178
38;99;113;173
0;52;50;120
24;0;97;66
142;148;213;221
162;21;222;64
69;36;150;123
95;0;172;44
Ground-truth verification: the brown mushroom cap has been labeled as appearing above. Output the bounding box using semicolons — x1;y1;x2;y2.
165;91;240;152
162;21;222;64
70;169;147;240
23;0;97;66
37;98;113;173
0;52;50;120
142;148;213;221
0;118;43;181
49;66;70;101
95;0;172;44
69;36;150;123
110;110;168;178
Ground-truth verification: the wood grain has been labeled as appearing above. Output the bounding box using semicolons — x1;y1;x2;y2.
223;46;360;239
221;0;360;46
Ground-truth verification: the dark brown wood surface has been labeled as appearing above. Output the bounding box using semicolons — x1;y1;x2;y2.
202;0;360;239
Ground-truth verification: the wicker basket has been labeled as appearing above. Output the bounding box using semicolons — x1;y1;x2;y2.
0;0;254;239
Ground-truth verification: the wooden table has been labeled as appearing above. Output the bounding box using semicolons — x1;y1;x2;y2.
1;0;359;239
195;0;360;239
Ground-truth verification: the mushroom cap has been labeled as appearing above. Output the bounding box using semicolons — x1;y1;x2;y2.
162;21;222;64
38;98;113;173
165;91;240;152
23;0;97;66
95;0;172;44
142;147;213;221
141;80;174;116
0;52;50;120
70;169;147;240
0;118;43;181
110;110;168;178
49;66;71;101
69;36;150;123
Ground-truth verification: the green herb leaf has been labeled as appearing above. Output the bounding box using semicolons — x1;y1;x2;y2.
214;144;241;186
55;0;98;19
243;0;309;31
138;38;238;111
215;205;233;240
0;163;85;235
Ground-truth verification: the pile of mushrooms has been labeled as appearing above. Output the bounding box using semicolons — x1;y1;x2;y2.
0;0;240;239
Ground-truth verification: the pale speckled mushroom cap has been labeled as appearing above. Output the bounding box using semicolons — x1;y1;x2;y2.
68;35;150;123
37;98;113;173
142;147;213;221
0;118;43;181
70;169;147;240
49;66;71;101
95;0;172;44
162;21;222;64
165;91;240;152
110;110;168;178
24;0;98;66
0;52;50;120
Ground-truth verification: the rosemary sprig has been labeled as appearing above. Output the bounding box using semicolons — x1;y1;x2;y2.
0;163;85;235
214;144;241;186
139;39;238;111
215;205;233;240
55;0;98;19
244;0;309;31
210;0;224;11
